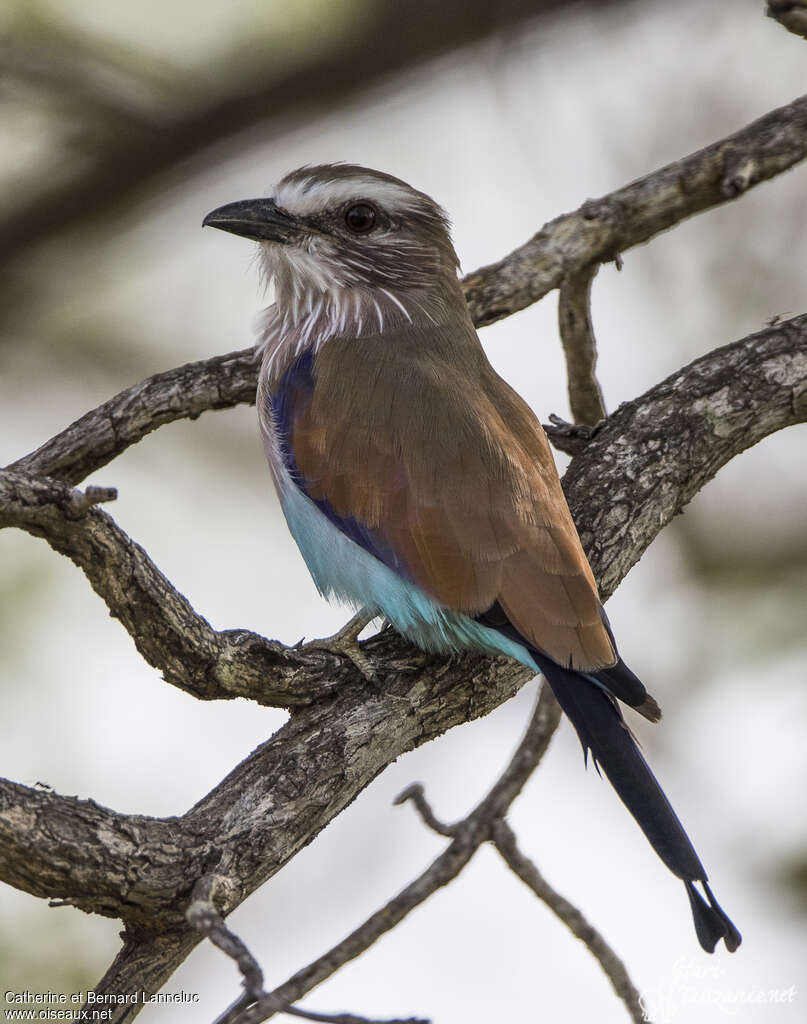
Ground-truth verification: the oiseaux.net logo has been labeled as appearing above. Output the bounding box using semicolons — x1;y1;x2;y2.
3;990;200;1020
640;956;798;1022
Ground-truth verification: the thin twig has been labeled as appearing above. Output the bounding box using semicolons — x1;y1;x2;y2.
282;1011;427;1024
394;704;645;1023
236;842;476;1024
187;875;264;998
392;784;457;837
186;877;422;1024
216;993;427;1024
492;821;646;1024
557;265;606;425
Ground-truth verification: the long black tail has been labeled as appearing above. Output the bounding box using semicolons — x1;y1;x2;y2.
532;650;741;953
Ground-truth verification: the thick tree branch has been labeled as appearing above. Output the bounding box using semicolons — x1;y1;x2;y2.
463;94;807;326
0;778;181;922
85;930;200;1024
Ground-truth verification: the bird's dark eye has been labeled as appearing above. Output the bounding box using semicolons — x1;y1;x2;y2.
344;203;376;233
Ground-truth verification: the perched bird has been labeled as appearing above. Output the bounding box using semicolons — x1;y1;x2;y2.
204;164;741;953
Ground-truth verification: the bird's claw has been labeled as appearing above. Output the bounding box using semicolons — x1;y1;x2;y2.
294;610;379;683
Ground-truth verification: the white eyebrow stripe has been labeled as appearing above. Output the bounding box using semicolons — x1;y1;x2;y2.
274;176;425;217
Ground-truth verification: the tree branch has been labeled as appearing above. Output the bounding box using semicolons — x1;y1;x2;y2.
462;94;807;326
9;348;259;487
0;468;366;709
557;265;606;425
492;821;644;1024
186;875;428;1024
0;778;180;922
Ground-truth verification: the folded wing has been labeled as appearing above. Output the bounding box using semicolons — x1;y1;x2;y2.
276;325;616;672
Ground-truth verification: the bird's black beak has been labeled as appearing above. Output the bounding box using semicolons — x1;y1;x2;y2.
202;198;299;244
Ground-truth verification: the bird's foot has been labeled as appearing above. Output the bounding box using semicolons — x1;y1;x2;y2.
295;609;379;682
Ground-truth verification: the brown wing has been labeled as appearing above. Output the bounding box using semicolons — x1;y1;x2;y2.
293;327;615;671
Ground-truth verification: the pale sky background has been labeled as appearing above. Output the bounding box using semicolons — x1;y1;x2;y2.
1;1;806;1022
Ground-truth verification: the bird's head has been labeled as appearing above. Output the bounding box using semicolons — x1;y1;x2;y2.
203;164;461;314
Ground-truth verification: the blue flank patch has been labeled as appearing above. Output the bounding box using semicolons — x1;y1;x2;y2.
269;352;540;672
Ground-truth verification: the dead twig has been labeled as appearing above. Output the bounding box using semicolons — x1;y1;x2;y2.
186;876;426;1024
492;821;646;1024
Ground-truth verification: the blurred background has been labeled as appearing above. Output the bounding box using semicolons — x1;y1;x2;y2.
1;0;806;1020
